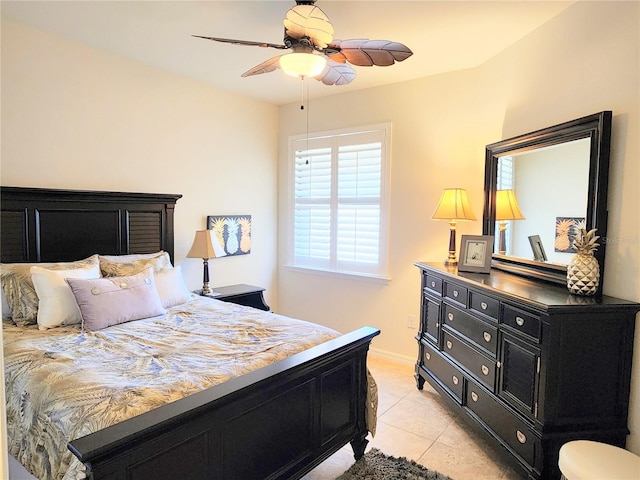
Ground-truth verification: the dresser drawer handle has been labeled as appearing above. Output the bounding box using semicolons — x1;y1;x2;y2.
471;392;478;402
516;316;525;327
431;281;436;288
481;365;490;376
452;375;459;385
483;332;491;342
516;430;527;444
453;290;459;298
446;340;453;350
448;312;454;321
480;301;488;310
425;352;431;360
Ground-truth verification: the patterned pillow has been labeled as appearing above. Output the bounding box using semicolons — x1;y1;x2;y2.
99;251;173;277
0;255;100;325
66;267;166;331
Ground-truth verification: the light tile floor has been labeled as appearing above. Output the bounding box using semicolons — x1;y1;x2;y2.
302;355;528;480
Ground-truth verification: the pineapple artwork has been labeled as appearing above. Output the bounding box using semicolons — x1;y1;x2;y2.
206;215;252;256
238;217;252;254
567;228;600;296
225;218;239;254
554;217;585;253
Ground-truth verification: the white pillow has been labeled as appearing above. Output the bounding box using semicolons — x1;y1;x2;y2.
154;266;192;308
31;265;101;330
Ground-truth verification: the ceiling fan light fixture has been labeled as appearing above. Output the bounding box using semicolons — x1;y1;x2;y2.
279;52;327;78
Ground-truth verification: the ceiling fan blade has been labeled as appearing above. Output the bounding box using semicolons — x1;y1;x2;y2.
241;55;283;78
283;4;334;48
315;59;356;86
192;35;288;50
326;39;413;67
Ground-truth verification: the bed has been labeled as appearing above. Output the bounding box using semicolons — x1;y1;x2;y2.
1;186;380;480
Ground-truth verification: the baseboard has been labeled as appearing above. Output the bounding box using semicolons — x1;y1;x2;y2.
368;347;415;366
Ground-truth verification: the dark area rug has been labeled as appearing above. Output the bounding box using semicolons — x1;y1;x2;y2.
336;448;454;480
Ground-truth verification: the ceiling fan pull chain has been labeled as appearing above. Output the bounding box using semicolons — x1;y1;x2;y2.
304;77;311;164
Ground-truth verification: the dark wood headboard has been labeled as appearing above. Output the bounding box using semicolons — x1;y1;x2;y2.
0;186;182;264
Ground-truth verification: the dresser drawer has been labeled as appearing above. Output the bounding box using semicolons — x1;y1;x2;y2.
443;331;496;391
444;282;467;305
443;304;497;356
466;378;539;467
469;291;499;321
422;342;464;403
502;305;541;341
424;274;443;296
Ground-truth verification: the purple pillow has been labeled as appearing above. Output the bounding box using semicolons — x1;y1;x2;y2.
66;267;166;331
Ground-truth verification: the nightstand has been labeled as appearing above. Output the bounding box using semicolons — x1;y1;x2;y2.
197;284;270;311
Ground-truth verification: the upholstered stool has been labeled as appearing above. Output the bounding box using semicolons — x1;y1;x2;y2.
558;440;640;480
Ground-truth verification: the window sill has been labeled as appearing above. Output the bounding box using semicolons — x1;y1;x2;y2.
283;265;391;285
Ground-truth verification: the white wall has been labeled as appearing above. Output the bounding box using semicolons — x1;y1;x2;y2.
1;17;280;304
277;0;640;452
510;139;590;263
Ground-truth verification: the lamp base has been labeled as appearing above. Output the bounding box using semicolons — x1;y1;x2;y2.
201;282;212;296
444;246;458;266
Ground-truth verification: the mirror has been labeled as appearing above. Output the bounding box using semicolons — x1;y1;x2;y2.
482;111;612;290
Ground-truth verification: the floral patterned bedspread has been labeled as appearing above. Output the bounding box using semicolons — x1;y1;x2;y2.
3;296;343;480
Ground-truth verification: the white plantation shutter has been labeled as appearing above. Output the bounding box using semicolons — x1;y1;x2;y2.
289;124;390;279
497;156;515;252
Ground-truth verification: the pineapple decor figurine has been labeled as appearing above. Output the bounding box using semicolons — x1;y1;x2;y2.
567;228;601;296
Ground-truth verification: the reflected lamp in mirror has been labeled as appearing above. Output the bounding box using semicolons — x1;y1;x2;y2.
432;188;477;266
186;230;217;295
495;189;525;255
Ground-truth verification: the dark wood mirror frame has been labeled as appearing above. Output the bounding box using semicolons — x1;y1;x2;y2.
482;111;612;293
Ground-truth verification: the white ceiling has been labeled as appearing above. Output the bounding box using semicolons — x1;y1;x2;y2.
1;1;575;105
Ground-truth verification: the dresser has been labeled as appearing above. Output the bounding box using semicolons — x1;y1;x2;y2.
414;262;640;480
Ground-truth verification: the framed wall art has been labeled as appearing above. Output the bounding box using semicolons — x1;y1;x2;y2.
206;215;252;257
554;217;585;253
458;235;494;273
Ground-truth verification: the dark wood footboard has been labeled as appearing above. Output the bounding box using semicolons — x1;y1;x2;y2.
68;326;380;480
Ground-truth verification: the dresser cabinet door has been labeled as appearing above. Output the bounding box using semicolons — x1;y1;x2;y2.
498;331;540;420
422;293;441;346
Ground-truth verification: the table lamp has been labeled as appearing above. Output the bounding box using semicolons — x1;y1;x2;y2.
495;189;525;255
432;188;477;266
187;230;217;295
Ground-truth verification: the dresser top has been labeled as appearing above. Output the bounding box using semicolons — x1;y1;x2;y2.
415;261;640;313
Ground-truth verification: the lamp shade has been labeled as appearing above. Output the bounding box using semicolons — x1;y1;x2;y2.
279;52;327;78
432;188;477;221
495;190;525;221
186;230;217;259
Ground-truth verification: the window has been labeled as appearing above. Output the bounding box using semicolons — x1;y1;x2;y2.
496;156;515;252
287;124;390;281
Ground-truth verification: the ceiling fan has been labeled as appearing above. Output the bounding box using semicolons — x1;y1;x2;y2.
193;0;413;86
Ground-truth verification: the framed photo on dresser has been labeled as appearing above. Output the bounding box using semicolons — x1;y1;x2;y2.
458;235;494;273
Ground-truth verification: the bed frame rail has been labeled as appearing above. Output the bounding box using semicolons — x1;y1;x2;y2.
68;326;380;480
